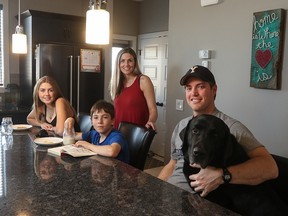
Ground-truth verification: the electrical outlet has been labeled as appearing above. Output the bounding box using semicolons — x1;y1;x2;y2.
176;99;183;111
202;60;210;68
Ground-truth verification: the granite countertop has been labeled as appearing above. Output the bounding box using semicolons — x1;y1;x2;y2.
0;130;239;215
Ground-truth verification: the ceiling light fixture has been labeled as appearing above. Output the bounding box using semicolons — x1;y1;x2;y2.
12;0;27;54
86;0;110;45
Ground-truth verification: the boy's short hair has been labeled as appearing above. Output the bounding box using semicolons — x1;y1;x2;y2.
90;100;115;119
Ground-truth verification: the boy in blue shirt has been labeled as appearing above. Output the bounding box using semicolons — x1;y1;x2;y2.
64;100;129;163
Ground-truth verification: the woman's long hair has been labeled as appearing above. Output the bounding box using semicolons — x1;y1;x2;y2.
109;47;142;100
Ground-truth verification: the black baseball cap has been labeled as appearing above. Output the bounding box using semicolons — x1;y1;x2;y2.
180;65;216;86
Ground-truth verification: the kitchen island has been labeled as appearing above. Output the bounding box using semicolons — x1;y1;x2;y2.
0;128;238;215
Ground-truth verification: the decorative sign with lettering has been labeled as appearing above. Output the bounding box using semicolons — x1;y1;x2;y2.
250;9;286;89
80;49;101;73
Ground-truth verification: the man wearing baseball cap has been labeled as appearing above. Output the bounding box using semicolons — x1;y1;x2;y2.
158;65;278;197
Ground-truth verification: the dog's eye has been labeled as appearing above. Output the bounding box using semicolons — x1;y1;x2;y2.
192;128;199;134
210;129;219;137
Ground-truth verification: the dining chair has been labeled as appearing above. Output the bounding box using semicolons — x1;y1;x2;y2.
118;121;156;170
77;112;92;133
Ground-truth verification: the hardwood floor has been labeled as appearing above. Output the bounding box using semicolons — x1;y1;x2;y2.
144;157;164;169
144;166;164;177
144;152;164;177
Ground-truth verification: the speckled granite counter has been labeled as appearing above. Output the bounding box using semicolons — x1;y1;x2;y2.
0;130;239;215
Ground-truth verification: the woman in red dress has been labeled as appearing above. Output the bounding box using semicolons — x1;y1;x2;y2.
110;47;157;130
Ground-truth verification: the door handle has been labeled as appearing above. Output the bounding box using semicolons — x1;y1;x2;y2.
76;56;80;113
156;102;164;107
68;55;73;104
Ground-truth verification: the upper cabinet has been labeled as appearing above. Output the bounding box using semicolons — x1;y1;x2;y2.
22;10;86;44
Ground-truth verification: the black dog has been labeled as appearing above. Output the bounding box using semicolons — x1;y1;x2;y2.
182;114;288;216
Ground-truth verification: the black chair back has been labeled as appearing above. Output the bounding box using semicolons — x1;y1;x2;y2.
77;112;92;133
118;121;156;170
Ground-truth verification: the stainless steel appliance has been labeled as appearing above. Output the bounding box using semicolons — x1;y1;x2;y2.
33;43;104;113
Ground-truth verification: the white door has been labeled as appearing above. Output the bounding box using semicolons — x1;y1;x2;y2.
138;32;168;157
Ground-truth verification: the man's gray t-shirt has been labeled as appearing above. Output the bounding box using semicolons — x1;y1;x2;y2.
167;109;263;192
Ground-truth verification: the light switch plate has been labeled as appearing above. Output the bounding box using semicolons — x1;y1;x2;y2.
176;99;183;111
201;0;219;7
199;50;211;59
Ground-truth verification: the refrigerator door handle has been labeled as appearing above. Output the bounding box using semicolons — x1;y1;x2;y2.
76;55;80;113
68;55;73;104
35;45;40;81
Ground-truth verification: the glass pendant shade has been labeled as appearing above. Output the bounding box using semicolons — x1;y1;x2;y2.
86;9;110;45
12;25;27;54
12;0;27;54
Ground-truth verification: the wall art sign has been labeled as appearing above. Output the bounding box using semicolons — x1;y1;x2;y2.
80;49;101;73
250;9;286;89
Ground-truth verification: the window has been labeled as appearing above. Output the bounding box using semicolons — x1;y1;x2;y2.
0;4;7;198
111;46;125;74
0;0;9;88
0;4;3;87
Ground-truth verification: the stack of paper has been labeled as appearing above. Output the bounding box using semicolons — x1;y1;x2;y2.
48;145;97;157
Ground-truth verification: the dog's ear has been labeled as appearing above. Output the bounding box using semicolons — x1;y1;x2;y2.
222;133;234;167
180;126;188;156
181;119;192;158
179;126;186;142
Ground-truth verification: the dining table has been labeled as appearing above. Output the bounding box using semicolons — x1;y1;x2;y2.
0;126;239;215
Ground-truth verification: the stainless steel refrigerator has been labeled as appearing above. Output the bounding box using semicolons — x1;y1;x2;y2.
31;43;104;113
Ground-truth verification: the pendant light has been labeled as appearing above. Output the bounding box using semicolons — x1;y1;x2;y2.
12;0;27;54
86;0;110;45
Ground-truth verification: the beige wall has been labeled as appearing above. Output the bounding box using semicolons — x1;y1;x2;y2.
112;0;169;35
139;0;169;34
166;0;288;160
113;0;139;36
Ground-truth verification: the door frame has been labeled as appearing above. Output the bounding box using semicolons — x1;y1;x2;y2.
112;34;137;51
138;31;168;158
